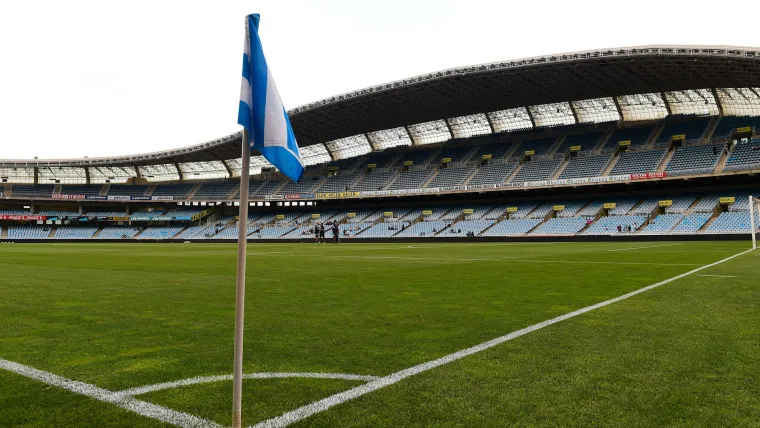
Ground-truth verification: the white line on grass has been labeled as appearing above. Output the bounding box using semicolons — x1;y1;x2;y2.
607;243;682;252
252;247;756;428
697;274;738;278
118;372;381;396
0;358;221;428
328;255;702;266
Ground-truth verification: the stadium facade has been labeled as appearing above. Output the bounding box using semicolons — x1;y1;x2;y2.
2;45;760;242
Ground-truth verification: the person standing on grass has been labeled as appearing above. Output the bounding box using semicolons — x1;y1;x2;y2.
319;223;326;244
332;222;339;243
313;223;319;244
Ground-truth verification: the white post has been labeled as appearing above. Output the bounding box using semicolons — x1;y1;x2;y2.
750;195;757;250
232;130;251;428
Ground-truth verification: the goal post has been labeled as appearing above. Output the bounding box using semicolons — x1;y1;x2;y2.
751;195;759;250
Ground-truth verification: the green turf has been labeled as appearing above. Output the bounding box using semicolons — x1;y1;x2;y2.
0;241;757;427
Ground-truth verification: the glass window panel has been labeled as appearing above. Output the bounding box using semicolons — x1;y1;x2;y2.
529;102;575;128
447;113;492;138
407;120;451;145
617;93;668;122
572;97;621;124
367;127;412;150
324;134;372;159
487;107;533;132
664;89;720;117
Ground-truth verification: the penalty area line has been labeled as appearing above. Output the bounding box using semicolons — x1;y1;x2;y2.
607;243;682;252
0;359;221;428
252;247;756;428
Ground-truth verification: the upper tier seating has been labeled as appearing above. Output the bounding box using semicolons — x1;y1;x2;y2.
194;182;238;200
511;158;563;183
711;116;760;142
363;151;399;168
724;139;760;172
398;148;436;166
531;217;587;235
277;177;323;195
629;198;660;215
480;218;541;236
250;180;280;197
666;144;723;175
555;132;603;153
555;200;588;218
12;185;54;198
152;184;194;198
654;118;711;148
426;166;474;188
434;146;473;163
60;185;102;196
387;170;434;190
604;126;654;151
352;171;396;191
471;142;515;160
559;154;612;179
175;225;212;239
666;195;697;214
610;150;665;175
108;185;148;196
467;163;517;186
584;215;647;235
317;173;359;193
518;138;557;157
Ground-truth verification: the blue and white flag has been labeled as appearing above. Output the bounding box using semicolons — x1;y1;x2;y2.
238;14;304;183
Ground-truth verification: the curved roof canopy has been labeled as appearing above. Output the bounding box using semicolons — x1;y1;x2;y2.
3;45;760;168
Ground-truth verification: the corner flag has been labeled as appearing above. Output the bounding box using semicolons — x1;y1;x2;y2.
238;14;304;183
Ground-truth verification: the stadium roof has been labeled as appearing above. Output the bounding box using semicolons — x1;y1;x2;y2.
3;45;760;168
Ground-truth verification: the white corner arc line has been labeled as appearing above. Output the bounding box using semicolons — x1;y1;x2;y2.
118;372;381;397
607;243;682;252
0;358;221;428
252;247;756;428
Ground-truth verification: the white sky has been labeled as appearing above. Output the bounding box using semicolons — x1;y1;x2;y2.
0;0;757;160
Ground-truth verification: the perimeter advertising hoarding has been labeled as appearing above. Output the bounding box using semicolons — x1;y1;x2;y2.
52;194;85;200
0;215;47;221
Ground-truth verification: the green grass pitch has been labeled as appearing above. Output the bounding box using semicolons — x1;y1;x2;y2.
1;241;759;427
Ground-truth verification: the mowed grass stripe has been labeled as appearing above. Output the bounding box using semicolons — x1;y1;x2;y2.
293;248;760;428
0;241;751;427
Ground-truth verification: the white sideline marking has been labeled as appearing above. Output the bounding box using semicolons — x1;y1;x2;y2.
697;274;737;278
330;255;702;267
607;243;682;252
0;358;221;428
252;247;755;428
119;372;380;396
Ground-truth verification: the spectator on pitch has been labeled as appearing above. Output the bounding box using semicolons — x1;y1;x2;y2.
332;222;339;243
313;224;319;243
319;223;326;243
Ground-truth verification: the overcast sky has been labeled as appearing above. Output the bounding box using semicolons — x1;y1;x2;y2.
0;0;757;160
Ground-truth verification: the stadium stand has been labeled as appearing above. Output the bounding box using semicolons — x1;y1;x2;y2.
108;185;148;196
511;158;563;183
559;153;612;179
441;220;494;236
426;166;475;188
654;118;711;147
395;221;449;237
610;150;665;175
518;138;557;156
55;226;98;239
666;144;723;175
707;211;760;233
138;227;183;239
480;219;541;236
193;181;239;200
603;126;654;151
354;222;404;238
711;116;760;142
531;217;587;235
584;215;647;235
317;173;360;193
8;225;51;239
467;163;517;186
250;180;280;197
555;132;603;153
724;139;760;172
387;169;434;190
672;213;711;233
152;184;195;198
12;185;54;198
642;214;683;234
353;171;396;191
60;185;102;196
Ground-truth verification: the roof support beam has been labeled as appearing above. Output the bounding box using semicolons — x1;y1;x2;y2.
405;126;417;146
134;165;141;179
443;118;455;140
364;133;376;152
749;87;760;100
660;92;673;116
710;88;724;116
174;163;183;181
33;167;38;185
568;102;580;125
325;145;338;162
525;106;537;129
84;167;90;184
221;159;234;178
612;96;624;122
484;113;496;134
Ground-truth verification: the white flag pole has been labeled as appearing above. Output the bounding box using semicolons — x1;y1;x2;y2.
232;130;251;428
